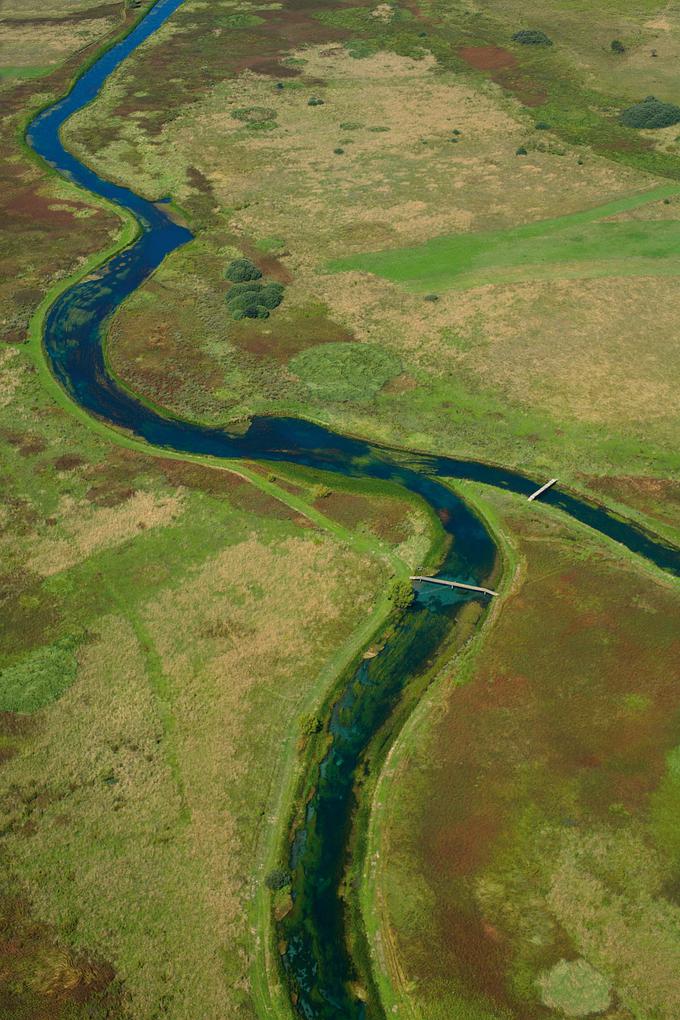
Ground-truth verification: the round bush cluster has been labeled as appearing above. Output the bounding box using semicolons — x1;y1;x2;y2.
512;28;553;45
225;275;285;321
620;95;680;128
308;97;325;107
225;258;262;283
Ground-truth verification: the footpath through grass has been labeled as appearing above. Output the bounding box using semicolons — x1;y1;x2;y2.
329;183;680;291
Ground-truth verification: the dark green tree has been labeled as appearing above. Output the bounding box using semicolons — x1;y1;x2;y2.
225;258;262;283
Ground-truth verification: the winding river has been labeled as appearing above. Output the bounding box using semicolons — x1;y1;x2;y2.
25;1;680;1017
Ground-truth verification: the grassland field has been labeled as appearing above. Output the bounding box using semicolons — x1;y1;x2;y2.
1;0;680;1019
2;310;445;1017
57;0;680;538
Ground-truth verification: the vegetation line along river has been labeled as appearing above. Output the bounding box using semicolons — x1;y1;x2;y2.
25;1;680;1017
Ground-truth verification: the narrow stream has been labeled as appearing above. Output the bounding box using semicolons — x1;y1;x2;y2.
25;1;680;1016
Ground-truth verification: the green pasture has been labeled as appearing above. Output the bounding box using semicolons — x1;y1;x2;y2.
329;184;680;291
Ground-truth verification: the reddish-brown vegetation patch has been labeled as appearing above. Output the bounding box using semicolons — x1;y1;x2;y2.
313;489;412;543
458;44;547;107
158;458;298;519
458;45;517;72
232;309;354;362
107;307;225;414
581;473;680;529
395;509;680;1016
53;454;86;472
3;430;47;456
0;894;121;1019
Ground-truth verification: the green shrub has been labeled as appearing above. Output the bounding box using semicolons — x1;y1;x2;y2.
226;282;263;301
308;97;325;106
265;868;291;891
620;96;680;128
258;283;285;309
611;39;625;53
225;258;262;283
300;712;323;737
512;29;553;46
516;146;528;155
424;293;439;302
334;147;345;154
387;578;415;611
232;305;269;320
226;277;284;319
535;121;551;130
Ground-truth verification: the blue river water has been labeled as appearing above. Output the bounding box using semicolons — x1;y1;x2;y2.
25;1;680;1017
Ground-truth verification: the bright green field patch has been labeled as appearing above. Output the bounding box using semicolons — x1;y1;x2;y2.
289;342;402;402
0;634;82;712
329;184;680;291
0;65;50;80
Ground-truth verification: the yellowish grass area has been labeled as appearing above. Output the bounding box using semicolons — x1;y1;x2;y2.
26;490;185;576
1;521;386;1018
334;271;680;429
0;16;118;71
66;38;647;258
0;346;22;407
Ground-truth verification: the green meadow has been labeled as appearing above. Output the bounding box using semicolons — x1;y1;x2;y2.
329;184;680;290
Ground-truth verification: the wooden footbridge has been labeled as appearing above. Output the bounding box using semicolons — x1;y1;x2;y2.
409;477;560;599
410;576;498;597
528;478;558;501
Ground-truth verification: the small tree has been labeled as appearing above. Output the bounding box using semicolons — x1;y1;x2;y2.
611;39;625;53
620;96;680;129
511;29;553;46
258;283;285;309
388;578;415;612
225;258;262;283
265;868;291;891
